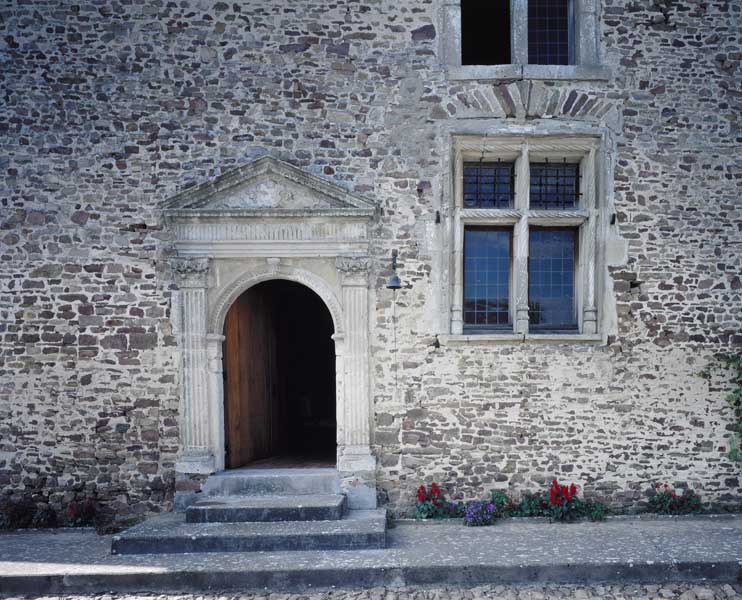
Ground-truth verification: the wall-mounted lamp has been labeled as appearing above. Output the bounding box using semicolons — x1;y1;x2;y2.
386;249;402;290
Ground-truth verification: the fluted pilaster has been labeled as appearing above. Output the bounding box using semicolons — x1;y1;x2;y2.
172;257;216;474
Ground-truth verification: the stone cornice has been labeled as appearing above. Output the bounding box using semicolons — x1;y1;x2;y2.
163;208;375;220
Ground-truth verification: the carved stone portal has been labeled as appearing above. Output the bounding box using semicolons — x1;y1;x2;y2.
162;156;378;508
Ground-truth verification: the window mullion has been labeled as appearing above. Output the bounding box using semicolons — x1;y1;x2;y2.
513;143;530;335
581;148;598;334
511;0;529;64
452;151;464;335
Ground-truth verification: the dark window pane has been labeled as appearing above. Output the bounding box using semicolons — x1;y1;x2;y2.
529;162;580;209
528;0;571;65
528;229;577;330
462;1;511;65
464;227;511;329
463;162;515;208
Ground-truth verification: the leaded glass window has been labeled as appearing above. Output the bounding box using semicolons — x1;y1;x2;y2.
464;227;511;328
528;228;577;330
528;0;573;65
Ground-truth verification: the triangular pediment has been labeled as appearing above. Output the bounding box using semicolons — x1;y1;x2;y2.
161;156;376;217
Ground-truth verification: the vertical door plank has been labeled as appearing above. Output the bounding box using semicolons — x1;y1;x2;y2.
223;298;243;469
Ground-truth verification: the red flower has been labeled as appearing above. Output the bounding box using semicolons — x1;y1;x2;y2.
570;484;577;497
664;484;669;489
656;483;661;489
416;485;427;502
429;482;441;499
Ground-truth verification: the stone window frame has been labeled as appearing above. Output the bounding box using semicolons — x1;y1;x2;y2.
447;133;607;344
441;0;611;81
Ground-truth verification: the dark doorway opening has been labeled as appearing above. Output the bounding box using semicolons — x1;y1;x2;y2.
222;280;336;469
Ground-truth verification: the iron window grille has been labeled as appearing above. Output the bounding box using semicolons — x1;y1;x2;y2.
529;160;581;210
463;160;515;209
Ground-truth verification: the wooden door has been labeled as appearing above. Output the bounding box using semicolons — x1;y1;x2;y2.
222;287;277;469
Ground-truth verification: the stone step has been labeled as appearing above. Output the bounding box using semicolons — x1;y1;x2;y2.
111;510;386;555
186;494;346;523
201;467;340;497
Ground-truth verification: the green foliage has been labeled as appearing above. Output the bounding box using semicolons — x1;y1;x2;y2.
31;505;58;528
488;490;512;516
509;491;551;517
701;352;742;462
448;501;466;518
584;499;608;521
487;486;608;522
648;484;702;515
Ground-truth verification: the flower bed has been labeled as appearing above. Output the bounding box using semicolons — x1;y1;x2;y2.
412;478;714;525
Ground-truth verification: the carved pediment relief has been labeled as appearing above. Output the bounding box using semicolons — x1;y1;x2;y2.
206;175;335;210
161;156;376;217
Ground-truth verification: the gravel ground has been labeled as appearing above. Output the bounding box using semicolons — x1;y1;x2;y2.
3;584;742;599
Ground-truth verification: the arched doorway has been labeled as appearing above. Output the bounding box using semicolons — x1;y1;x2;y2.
221;280;336;469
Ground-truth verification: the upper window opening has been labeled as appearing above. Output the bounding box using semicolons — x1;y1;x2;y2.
461;1;511;65
464;161;515;208
529;162;580;210
528;0;573;65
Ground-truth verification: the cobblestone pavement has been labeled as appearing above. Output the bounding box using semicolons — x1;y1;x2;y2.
3;584;742;599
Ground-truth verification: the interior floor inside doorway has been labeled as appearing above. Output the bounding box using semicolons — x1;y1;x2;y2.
242;454;336;469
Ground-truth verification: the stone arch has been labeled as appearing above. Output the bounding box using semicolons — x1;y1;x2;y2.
210;266;345;338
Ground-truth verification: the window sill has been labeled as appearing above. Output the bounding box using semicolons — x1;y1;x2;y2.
447;64;612;82
439;333;604;346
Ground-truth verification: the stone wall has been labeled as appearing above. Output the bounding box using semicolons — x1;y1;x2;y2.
1;0;740;520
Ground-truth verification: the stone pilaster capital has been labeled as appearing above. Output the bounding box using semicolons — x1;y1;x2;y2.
336;255;371;286
172;257;211;288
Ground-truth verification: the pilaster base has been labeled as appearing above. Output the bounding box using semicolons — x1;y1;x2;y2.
175;450;216;476
338;445;377;509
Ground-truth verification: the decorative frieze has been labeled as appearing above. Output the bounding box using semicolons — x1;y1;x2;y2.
172;221;368;243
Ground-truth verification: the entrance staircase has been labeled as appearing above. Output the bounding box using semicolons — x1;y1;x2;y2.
111;468;386;555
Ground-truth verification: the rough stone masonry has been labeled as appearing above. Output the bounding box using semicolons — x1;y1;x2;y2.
0;0;740;522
